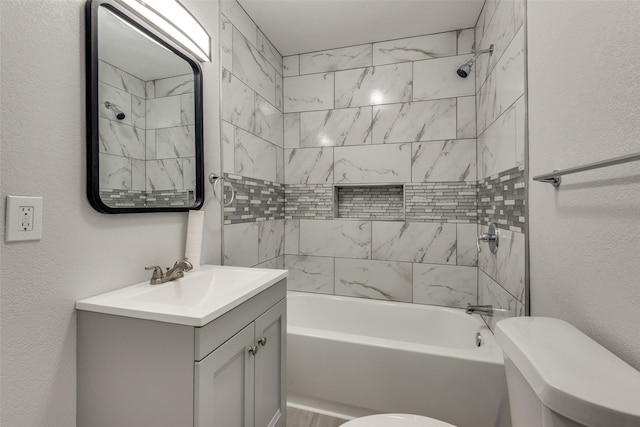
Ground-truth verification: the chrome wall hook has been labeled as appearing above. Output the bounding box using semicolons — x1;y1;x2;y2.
209;173;236;206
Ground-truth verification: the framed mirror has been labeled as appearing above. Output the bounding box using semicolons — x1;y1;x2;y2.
86;0;204;213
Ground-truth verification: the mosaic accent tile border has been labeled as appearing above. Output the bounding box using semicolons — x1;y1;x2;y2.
336;185;404;220
478;166;525;232
223;174;285;224
100;189;191;208
285;184;333;219
405;182;478;223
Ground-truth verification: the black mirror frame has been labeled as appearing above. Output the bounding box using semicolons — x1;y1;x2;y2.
86;0;205;214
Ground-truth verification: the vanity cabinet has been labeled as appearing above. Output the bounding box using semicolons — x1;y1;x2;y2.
77;279;286;427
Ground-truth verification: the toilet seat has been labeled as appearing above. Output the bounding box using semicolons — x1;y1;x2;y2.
341;414;457;427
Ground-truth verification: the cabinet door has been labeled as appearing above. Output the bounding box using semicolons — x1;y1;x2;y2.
254;299;287;427
196;323;256;427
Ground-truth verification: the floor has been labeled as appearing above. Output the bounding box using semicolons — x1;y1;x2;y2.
287;407;347;427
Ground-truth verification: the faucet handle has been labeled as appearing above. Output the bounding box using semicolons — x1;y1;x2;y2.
145;265;165;280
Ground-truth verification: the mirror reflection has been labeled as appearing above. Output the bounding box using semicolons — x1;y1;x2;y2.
91;4;202;211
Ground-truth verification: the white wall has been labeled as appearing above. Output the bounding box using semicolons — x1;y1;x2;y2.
528;0;640;370
0;1;220;425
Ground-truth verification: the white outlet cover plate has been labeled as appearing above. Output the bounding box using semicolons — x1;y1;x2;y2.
5;195;43;242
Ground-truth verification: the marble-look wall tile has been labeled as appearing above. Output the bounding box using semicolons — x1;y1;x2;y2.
98;118;145;160
180;93;195;126
146;96;182;129
283;55;300;77
156;126;195;159
372;222;456;265
334;144;411;184
220;15;233;72
276;147;284;184
131;159;145;191
413;55;475;101
100;154;131;189
284;255;334;294
99;82;132;126
98;60;146;99
257;29;283;72
496;229;525;302
221;69;255;133
494;27;525;122
258;219;284;263
232;27;276;105
221;0;257;47
457;223;478;267
373;32;457;65
255;94;284;147
335;62;412;108
515;95;525;167
300;107;372;147
145;81;155;99
224;222;259;267
478;0;516;85
222;121;235;174
183;157;196;190
146;159;183;191
234;128;277;182
154;74;193;98
284;73;334;113
284;147;333;184
457;28;475;55
299;220;371;259
131;96;145;129
275;73;283;111
478;102;517;179
372;99;456;144
413;264;477;308
284;113;300;149
300;44;372;74
284;219;300;255
411;139;476;182
335;259;412;302
457;96;476;139
145;130;156;160
479;270;517;331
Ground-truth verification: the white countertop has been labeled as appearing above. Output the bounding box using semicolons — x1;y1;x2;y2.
76;265;288;327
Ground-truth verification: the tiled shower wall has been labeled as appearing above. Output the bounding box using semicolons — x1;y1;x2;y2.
220;0;286;269
475;0;527;328
280;30;482;308
220;0;527;318
98;60;196;207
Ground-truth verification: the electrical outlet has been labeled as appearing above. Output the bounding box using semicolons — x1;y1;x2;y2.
5;196;43;242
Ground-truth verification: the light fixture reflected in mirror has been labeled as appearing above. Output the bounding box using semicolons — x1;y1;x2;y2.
115;0;211;62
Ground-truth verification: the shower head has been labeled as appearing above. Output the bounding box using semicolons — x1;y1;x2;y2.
457;59;475;79
104;101;126;120
456;44;494;79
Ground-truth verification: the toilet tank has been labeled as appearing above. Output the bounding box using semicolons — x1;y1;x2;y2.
495;317;640;427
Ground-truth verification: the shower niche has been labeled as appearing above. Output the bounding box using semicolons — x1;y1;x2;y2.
334;184;405;221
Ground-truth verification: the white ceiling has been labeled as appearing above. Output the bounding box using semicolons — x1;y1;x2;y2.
237;0;485;56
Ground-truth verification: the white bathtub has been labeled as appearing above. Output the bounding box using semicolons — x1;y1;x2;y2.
287;292;511;427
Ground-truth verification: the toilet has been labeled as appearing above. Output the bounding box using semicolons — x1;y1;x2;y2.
341;317;640;427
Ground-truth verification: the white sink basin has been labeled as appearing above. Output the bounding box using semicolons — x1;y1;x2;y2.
76;265;288;326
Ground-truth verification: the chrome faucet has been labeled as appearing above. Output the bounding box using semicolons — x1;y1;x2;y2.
466;304;494;316
145;258;194;285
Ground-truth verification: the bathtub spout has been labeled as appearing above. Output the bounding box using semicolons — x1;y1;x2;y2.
466;304;494;316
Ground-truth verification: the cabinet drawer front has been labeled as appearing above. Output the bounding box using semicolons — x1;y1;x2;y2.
195;280;286;361
195;323;255;427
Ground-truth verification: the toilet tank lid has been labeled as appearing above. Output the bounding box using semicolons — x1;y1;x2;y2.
495;317;640;427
